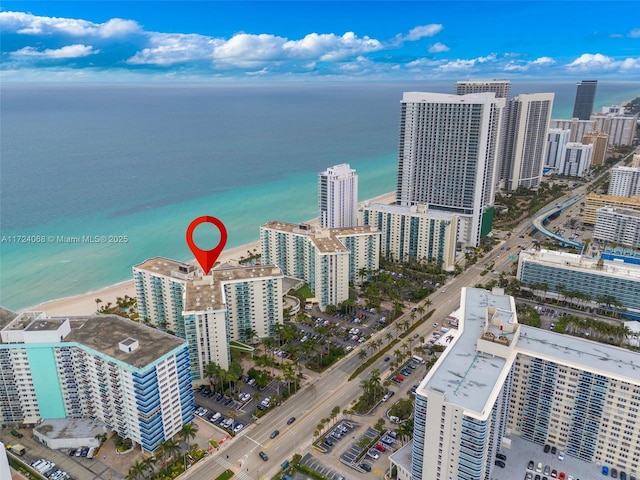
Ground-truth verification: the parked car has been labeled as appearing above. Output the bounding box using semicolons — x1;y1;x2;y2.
494;460;505;468
544;444;551;453
375;443;386;452
496;453;507;461
367;450;379;460
360;463;372;472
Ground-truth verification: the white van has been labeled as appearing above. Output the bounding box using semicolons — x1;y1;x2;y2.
412;355;425;364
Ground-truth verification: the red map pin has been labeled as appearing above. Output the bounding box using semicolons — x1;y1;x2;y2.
186;216;228;275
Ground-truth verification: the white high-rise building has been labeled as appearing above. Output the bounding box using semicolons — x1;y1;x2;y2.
590;113;638;146
498;93;554;190
545;128;571;171
261;222;379;310
134;258;284;377
455;80;511;99
549;118;596;143
396;92;505;247
560;142;593;177
609;166;640;197
319;163;358;228
391;287;640;480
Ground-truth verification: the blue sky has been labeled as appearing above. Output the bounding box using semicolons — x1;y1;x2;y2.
1;1;639;82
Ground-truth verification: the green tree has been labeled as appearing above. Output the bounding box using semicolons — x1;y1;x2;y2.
179;422;198;451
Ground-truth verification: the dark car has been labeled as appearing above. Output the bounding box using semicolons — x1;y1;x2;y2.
270;430;280;439
550;446;557;455
612;469;618;479
620;472;627;480
384;356;390;362
287;417;296;425
528;460;535;470
360;463;372;472
544;444;551;453
259;451;268;461
496;453;507;461
495;460;505;468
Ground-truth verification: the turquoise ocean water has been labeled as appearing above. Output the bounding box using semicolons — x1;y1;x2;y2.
1;81;638;310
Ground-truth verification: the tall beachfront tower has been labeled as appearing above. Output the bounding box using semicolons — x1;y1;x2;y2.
498;93;554;190
572;80;598;120
396;92;505;247
319;163;358;228
455;80;511;99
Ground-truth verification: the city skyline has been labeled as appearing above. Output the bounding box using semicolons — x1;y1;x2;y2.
1;2;639;82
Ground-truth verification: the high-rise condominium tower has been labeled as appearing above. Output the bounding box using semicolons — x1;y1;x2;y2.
572;80;598;120
396;92;505;247
455;80;511;99
319;163;358;228
498;93;554;190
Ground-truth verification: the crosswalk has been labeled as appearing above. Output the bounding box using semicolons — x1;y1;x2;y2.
211;457;253;480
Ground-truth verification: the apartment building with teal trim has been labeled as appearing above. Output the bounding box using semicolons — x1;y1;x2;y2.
358;202;458;271
0;308;194;453
390;287;640;480
260;221;380;311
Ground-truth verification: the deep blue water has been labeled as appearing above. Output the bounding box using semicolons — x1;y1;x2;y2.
1;81;638;310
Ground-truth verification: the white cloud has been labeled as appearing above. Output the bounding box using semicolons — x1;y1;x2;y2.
428;42;450;53
566;53;618;71
628;28;640;38
404;24;443;41
504;56;555;72
0;11;140;38
285;32;382;61
566;53;640;73
11;44;98;59
127;33;217;66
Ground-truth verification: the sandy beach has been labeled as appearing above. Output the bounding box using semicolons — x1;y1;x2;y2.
24;191;396;317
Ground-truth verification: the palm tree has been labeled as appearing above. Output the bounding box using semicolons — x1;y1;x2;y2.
358;349;368;361
179;423;198;451
159;439;181;464
126;460;146;480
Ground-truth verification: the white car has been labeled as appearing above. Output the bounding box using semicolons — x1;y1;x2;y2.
233;424;244;433
367;450;379;459
558;451;565;461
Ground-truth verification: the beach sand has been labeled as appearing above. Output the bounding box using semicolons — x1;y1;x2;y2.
24;191;396;317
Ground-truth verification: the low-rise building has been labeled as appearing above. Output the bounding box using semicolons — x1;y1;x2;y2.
584;194;640;225
593;206;640;248
516;248;640;318
358;202;458;271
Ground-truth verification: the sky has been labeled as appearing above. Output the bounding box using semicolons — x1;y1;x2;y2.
1;1;639;82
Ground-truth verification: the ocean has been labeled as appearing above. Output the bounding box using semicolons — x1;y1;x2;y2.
1;80;638;310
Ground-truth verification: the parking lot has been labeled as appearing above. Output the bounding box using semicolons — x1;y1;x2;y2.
492;434;622;480
194;377;285;435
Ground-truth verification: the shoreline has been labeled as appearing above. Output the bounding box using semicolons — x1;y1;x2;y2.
23;191;396;317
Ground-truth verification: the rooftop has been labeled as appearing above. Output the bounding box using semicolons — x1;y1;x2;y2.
134;256;196;280
518;325;640;384
520;248;640;280
34;418;107;440
62;314;186;369
261;221;378;254
419;288;515;417
360;202;458;221
0;307;17;330
184;264;283;312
